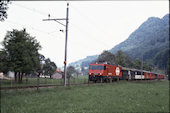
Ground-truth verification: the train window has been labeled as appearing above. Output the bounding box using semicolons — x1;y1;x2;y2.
131;71;135;75
136;71;144;75
89;65;106;70
122;70;128;76
137;71;141;75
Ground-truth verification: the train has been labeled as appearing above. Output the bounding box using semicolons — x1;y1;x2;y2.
88;63;165;82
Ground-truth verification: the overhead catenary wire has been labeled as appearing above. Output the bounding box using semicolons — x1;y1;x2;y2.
11;2;66;39
13;2;66;21
69;22;111;49
5;20;63;39
13;2;48;17
69;4;114;47
13;2;113;49
2;2;114;61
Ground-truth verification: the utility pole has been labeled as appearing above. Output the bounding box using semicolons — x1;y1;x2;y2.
43;3;69;86
64;3;69;86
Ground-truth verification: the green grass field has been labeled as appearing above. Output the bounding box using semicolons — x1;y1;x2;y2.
1;76;89;87
1;80;169;113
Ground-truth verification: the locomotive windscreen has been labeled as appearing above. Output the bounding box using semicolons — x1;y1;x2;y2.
89;65;106;70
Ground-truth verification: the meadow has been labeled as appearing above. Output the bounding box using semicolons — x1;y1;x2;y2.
1;80;169;113
1;76;89;87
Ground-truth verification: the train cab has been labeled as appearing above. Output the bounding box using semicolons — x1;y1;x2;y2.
88;63;122;82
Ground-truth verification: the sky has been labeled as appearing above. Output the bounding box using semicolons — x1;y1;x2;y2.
0;1;169;68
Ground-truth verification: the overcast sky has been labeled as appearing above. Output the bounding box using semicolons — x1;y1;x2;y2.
0;1;169;67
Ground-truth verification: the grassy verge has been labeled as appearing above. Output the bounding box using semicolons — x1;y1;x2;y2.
1;80;169;113
0;76;89;87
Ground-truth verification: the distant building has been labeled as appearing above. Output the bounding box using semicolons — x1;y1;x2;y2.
0;72;4;79
56;68;62;73
51;68;62;79
40;75;50;78
7;71;14;78
0;72;11;80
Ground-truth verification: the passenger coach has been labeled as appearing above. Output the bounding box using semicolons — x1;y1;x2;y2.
88;63;165;82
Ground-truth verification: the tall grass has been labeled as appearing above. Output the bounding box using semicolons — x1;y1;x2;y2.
0;75;89;87
1;80;169;113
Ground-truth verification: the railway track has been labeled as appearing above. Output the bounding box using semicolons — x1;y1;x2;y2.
0;79;166;90
0;82;91;90
0;84;60;90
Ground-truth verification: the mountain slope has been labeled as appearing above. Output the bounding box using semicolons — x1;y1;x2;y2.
70;14;169;70
69;55;98;68
109;14;169;65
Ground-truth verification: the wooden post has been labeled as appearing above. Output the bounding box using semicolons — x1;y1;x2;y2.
68;77;70;88
110;78;112;83
10;78;12;87
45;76;47;84
117;77;119;82
60;78;62;85
100;77;103;85
37;73;40;92
26;74;28;84
74;78;75;85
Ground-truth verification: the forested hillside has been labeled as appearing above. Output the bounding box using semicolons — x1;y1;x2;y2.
70;14;169;72
69;55;98;68
110;14;169;69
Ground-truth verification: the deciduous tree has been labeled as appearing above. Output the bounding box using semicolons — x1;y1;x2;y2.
67;66;76;78
43;58;57;78
97;50;115;65
2;29;41;83
0;0;10;21
115;50;132;67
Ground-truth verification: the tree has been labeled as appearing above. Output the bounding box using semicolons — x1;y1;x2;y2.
0;50;8;73
2;29;41;83
132;59;142;70
143;62;152;71
67;66;79;78
97;50;115;65
115;50;132;67
167;57;170;80
81;66;87;75
154;49;169;69
132;59;151;71
67;66;76;79
96;50;152;71
0;0;10;21
43;58;57;78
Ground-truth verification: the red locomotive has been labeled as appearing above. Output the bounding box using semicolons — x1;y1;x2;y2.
88;63;122;82
88;63;165;82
